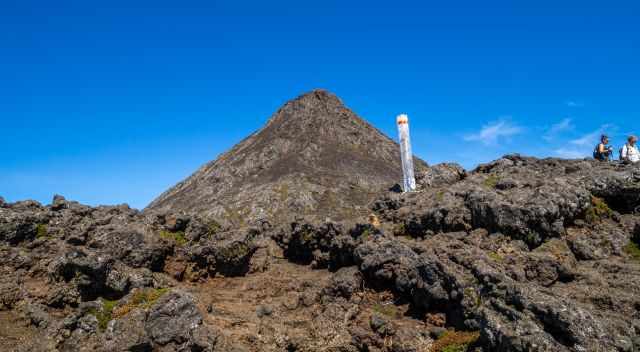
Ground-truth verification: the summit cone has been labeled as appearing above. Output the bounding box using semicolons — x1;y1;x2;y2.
146;89;427;224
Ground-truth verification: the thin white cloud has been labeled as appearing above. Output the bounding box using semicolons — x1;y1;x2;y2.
464;120;523;145
570;124;612;147
554;148;588;159
566;101;584;108
553;124;616;159
543;118;574;141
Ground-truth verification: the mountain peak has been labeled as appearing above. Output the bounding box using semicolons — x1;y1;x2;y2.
265;89;348;128
295;88;341;103
146;91;427;225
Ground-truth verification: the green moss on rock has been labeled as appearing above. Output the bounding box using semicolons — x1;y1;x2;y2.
487;251;504;262
217;242;251;262
113;288;169;318
159;230;187;246
207;220;222;237
393;223;407;237
372;303;401;318
35;224;48;239
89;298;119;331
430;330;480;352
483;174;500;189
624;242;640;262
585;196;613;224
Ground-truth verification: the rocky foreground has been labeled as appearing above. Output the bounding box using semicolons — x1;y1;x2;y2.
1;155;640;351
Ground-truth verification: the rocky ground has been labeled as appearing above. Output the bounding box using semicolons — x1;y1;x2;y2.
1;155;640;351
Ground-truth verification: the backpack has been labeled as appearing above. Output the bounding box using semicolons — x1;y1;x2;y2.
593;144;606;160
594;143;613;161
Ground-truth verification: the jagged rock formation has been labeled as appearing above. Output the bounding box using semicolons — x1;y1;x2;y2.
147;89;427;225
2;156;640;351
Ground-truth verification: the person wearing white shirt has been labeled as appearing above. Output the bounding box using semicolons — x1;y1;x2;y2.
621;135;640;163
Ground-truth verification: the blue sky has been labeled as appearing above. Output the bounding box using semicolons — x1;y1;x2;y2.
1;0;638;209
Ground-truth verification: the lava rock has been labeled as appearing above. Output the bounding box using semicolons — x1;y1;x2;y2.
104;308;151;351
322;266;363;300
145;290;204;346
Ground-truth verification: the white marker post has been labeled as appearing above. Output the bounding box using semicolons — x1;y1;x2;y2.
397;114;416;192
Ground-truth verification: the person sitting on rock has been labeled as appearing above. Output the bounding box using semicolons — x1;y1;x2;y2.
621;135;640;163
593;135;613;161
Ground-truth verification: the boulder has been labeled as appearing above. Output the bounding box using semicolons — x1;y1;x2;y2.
416;162;466;189
89;230;168;272
186;230;258;278
0;209;48;244
104;308;151;352
48;250;115;301
322;266;363;300
51;194;68;211
145;290;204;346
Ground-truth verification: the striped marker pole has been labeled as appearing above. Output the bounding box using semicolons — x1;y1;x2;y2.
397;114;416;192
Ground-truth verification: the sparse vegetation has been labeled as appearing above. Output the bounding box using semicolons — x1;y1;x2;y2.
216;242;251;262
624;242;640;262
372;303;401;318
35;224;48;239
524;231;541;247
112;288;169;318
207;220;222;237
393;223;407;237
483;174;500;189
278;184;289;202
436;190;445;201
585;196;613;224
487;251;504;262
300;229;315;242
223;206;246;227
360;229;371;240
159;230;187;246
88;298;119;331
430;330;480;352
463;287;482;307
535;238;572;261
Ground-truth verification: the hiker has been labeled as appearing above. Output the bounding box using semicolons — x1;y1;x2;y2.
621;135;640;163
593;135;613;161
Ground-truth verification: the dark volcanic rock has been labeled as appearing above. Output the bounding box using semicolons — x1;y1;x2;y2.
48;250;115;301
104;308;151;351
185;229;258;279
416;162;466;188
145;290;204;345
355;236;467;321
375;155;616;247
102;289;222;352
274;220;346;266
0;207;48;244
322;266;363;300
146;89;428;224
3;91;640;352
364;156;640;351
273;219;379;270
89;230;168;271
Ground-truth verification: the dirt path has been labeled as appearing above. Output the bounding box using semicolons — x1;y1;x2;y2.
184;259;432;352
0;257;433;352
0;311;43;351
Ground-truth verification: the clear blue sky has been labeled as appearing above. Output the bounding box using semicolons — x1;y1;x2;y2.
1;1;638;209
